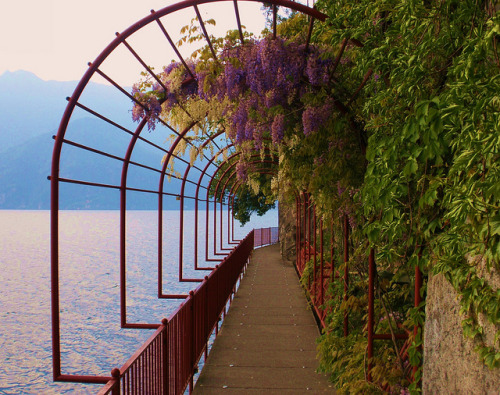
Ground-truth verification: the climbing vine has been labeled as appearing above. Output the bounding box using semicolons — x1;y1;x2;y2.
312;0;500;388
130;1;499;392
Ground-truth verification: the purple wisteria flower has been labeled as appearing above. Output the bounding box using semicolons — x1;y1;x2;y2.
302;100;333;135
236;161;248;181
271;114;285;144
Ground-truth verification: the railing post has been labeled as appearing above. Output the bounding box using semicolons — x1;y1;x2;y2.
330;218;335;282
295;196;299;270
313;209;317;300
215;264;220;336
189;290;195;394
304;195;311;289
320;219;324;308
343;214;349;337
367;248;375;381
204;276;209;362
110;368;120;395
161;318;169;395
413;248;423;383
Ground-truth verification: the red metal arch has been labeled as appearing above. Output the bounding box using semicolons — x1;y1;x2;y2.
49;0;326;388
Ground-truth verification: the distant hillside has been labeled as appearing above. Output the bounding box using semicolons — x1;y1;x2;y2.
0;70;134;153
0;71;206;210
0;116;199;210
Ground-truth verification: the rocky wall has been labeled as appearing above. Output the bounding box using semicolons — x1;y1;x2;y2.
423;262;500;394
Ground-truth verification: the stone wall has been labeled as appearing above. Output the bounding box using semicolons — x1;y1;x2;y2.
423;262;500;394
278;199;296;262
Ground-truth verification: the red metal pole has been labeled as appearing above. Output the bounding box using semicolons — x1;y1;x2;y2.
320;219;324;307
120;117;148;328
313;208;317;299
50;136;62;380
304;195;311;289
158;124;195;291
413;251;423;381
301;193;305;273
368;248;375;381
231;195;235;242
189;290;195;394
330;217;335;282
295;196;299;270
220;194;224;251
213;190;218;255
343;214;349;337
227;194;231;245
179;189;185;282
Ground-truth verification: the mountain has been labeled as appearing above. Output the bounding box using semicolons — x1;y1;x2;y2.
0;71;207;210
0;70;134;153
0;116;199;210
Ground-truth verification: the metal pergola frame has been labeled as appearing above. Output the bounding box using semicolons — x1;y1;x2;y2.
50;0;326;385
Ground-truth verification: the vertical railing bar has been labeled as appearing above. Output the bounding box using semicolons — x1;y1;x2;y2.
213;193;218;255
158;335;161;394
330;217;335;282
162;319;168;395
320;218;324;308
307;195;311;289
296;196;300;271
151;339;154;394
413;248;423;383
147;347;151;394
135;359;139;395
155;336;158;394
220;195;224;251
343;214;349;337
179;188;185;282
368;248;375;381
313;209;317;300
139;356;142;395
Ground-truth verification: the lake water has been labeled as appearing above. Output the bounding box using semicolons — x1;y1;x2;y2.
0;210;277;394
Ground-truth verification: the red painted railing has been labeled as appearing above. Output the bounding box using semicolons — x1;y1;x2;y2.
253;226;279;248
295;193;423;384
97;231;255;395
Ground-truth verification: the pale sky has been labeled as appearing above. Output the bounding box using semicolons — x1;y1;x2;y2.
0;0;295;85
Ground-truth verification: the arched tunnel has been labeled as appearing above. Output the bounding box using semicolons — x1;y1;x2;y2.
50;0;325;392
48;0;456;392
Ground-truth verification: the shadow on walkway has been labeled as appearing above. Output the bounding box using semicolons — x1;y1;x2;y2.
194;244;335;394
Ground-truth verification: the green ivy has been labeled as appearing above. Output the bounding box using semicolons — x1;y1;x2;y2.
312;0;500;379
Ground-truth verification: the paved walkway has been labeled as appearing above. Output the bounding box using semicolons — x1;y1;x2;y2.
194;244;335;394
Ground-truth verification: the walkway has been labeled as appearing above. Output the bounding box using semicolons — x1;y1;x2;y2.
194;244;335;393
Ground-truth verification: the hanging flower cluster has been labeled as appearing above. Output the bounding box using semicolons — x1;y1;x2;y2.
131;36;335;146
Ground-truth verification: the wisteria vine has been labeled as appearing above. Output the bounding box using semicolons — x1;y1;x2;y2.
131;36;335;148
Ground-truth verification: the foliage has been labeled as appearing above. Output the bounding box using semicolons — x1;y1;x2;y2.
232;186;276;225
312;0;500;386
129;1;500;391
300;222;415;393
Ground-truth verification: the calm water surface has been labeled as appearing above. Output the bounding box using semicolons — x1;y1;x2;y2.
0;210;277;394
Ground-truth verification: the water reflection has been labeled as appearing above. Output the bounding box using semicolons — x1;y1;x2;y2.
0;210;277;394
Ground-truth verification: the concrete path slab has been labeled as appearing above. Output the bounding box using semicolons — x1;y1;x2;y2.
193;244;335;394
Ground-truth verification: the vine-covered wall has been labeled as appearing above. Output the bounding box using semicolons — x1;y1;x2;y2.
128;1;499;392
423;259;500;393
